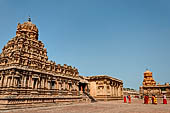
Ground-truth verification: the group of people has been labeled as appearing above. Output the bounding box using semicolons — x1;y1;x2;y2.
124;94;168;104
124;95;131;103
144;94;167;104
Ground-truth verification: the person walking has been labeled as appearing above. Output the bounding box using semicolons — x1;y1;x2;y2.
152;95;157;104
124;96;127;103
144;95;149;104
128;95;131;103
163;94;167;104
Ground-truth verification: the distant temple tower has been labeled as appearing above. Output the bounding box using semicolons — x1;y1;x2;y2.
140;69;170;98
142;69;156;86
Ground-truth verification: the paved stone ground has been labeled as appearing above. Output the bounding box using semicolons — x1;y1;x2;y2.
1;99;170;113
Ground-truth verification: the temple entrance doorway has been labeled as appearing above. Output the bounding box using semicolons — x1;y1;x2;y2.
79;83;88;92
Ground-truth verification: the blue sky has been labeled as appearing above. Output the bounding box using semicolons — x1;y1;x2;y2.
0;0;170;90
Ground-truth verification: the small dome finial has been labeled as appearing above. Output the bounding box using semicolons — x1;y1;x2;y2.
28;16;31;22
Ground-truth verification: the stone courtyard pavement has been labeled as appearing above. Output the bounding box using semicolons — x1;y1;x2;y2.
1;99;170;113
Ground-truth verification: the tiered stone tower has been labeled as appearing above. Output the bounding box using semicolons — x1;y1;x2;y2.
142;69;156;86
0;18;85;105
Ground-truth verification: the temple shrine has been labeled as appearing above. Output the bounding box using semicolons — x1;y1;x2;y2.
140;69;170;98
87;75;123;101
0;18;123;107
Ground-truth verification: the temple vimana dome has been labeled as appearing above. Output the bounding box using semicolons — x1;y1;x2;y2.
0;18;123;107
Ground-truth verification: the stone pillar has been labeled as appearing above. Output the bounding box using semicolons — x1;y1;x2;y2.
9;78;12;87
14;78;17;87
48;81;51;89
0;75;3;87
56;81;59;90
72;83;74;90
104;84;107;95
117;86;120;96
38;78;41;89
63;81;65;90
114;85;116;96
3;76;7;87
22;76;26;87
28;75;32;88
32;79;34;89
68;83;70;91
45;78;48;89
35;79;38;89
111;86;113;96
11;75;14;87
112;86;114;96
66;82;68;90
41;78;44;89
7;78;10;87
116;86;118;96
59;82;61;90
21;76;24;87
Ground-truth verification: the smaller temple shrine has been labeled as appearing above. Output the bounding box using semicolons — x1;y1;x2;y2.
140;69;170;98
87;75;123;101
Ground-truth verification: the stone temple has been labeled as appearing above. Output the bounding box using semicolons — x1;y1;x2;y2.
139;69;170;98
0;18;123;106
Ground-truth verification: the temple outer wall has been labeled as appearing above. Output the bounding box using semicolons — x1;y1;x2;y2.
139;85;170;98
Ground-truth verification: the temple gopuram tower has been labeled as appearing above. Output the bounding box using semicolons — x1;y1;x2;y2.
142;69;156;86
